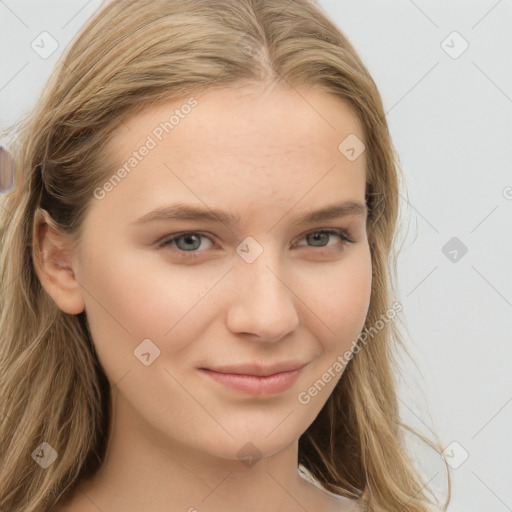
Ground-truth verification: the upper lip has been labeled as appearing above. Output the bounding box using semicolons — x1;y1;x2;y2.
201;361;307;377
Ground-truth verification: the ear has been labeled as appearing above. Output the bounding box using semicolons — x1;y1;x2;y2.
32;208;85;315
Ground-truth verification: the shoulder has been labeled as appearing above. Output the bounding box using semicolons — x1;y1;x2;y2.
298;464;362;512
314;493;362;512
346;500;364;512
333;496;363;512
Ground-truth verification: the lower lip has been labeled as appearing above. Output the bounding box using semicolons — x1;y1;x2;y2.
199;368;302;395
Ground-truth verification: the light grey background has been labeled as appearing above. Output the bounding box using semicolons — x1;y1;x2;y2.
1;1;511;510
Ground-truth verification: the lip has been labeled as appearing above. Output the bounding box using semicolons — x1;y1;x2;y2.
199;362;307;396
204;361;307;377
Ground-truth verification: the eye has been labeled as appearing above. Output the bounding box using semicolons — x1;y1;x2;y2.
294;228;354;249
157;228;354;260
158;232;214;255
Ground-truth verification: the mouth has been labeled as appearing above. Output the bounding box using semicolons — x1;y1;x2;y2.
198;362;307;396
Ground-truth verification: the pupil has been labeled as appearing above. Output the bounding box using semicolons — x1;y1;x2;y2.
178;234;200;251
308;232;328;246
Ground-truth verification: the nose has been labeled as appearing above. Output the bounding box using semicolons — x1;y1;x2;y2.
225;254;300;343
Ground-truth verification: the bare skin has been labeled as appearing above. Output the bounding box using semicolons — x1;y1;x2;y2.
37;82;370;512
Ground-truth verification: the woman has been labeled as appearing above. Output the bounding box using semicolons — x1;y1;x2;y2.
0;1;450;510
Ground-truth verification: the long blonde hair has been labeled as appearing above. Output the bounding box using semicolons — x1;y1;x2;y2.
0;1;450;510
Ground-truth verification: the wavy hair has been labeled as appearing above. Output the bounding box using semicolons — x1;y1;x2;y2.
0;0;450;510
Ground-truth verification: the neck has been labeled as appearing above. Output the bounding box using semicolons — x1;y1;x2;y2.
60;391;323;512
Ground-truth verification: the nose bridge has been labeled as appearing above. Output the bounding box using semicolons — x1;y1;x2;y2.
226;244;299;341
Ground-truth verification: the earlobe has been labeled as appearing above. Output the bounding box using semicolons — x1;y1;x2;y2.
32;208;85;315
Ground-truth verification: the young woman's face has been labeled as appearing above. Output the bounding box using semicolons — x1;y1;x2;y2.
73;84;372;462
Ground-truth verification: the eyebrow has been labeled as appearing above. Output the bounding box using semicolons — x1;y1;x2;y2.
131;200;367;227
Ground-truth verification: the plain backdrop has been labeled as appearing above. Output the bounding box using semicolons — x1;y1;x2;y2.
1;1;511;511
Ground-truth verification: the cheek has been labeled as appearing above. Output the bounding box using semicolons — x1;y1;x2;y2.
78;247;222;368
301;248;372;351
84;245;206;324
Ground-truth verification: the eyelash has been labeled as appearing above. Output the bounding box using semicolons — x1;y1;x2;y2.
157;228;355;259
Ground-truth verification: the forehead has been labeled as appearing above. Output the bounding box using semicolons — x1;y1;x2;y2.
91;84;367;225
107;83;365;166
